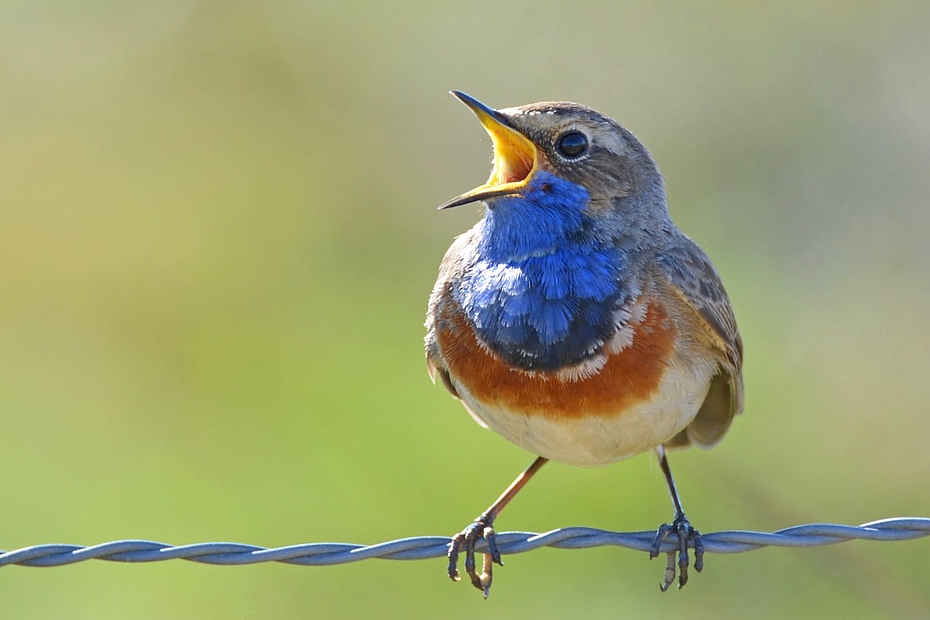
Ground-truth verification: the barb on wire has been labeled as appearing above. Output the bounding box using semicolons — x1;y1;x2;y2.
1;518;927;569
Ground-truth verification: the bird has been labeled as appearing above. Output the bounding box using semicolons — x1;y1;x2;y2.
425;91;744;597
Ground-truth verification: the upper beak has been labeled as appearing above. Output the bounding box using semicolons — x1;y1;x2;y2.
438;91;539;210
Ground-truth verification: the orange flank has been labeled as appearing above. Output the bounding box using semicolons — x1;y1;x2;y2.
435;299;677;419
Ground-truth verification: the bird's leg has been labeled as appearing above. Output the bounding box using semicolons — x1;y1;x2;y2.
448;456;548;598
649;446;704;591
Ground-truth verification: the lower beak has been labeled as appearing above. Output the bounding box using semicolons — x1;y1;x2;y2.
438;91;539;210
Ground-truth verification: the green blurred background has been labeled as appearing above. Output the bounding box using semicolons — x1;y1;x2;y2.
2;1;929;618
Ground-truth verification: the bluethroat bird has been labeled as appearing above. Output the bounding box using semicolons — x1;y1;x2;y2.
425;92;744;596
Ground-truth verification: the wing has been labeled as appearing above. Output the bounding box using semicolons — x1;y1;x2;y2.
655;236;744;449
425;228;474;402
425;228;497;430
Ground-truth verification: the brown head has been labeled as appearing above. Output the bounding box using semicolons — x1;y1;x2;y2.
440;92;670;237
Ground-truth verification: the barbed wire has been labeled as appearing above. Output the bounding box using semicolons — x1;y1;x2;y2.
1;518;927;568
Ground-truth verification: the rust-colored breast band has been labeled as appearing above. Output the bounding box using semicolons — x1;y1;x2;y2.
435;298;677;419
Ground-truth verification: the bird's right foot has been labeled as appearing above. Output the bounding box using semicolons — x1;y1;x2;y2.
447;513;501;598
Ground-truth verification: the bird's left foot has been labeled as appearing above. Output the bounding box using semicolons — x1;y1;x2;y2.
649;513;704;591
447;513;501;598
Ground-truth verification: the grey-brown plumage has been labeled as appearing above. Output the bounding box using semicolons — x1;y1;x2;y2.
655;238;745;448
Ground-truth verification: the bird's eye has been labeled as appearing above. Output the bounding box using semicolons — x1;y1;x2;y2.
556;131;588;159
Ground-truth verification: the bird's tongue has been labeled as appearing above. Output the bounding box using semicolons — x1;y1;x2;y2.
495;149;533;185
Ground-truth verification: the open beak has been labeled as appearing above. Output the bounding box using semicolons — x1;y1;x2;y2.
438;91;539;210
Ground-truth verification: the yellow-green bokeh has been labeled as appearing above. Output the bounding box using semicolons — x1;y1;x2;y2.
2;1;930;618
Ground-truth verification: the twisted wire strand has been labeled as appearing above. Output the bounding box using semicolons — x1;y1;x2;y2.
2;518;927;568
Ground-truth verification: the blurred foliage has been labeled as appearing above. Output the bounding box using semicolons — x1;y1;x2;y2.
2;1;930;618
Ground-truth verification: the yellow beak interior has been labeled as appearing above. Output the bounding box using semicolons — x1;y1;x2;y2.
438;92;539;210
482;113;537;188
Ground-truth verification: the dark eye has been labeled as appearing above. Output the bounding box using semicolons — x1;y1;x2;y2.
556;131;588;159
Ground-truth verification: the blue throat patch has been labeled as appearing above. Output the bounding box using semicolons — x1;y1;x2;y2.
454;171;626;371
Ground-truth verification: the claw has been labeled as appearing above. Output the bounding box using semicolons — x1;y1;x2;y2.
650;514;703;590
649;523;673;560
447;536;462;582
658;552;676;592
448;514;499;597
484;524;502;566
480;552;493;599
